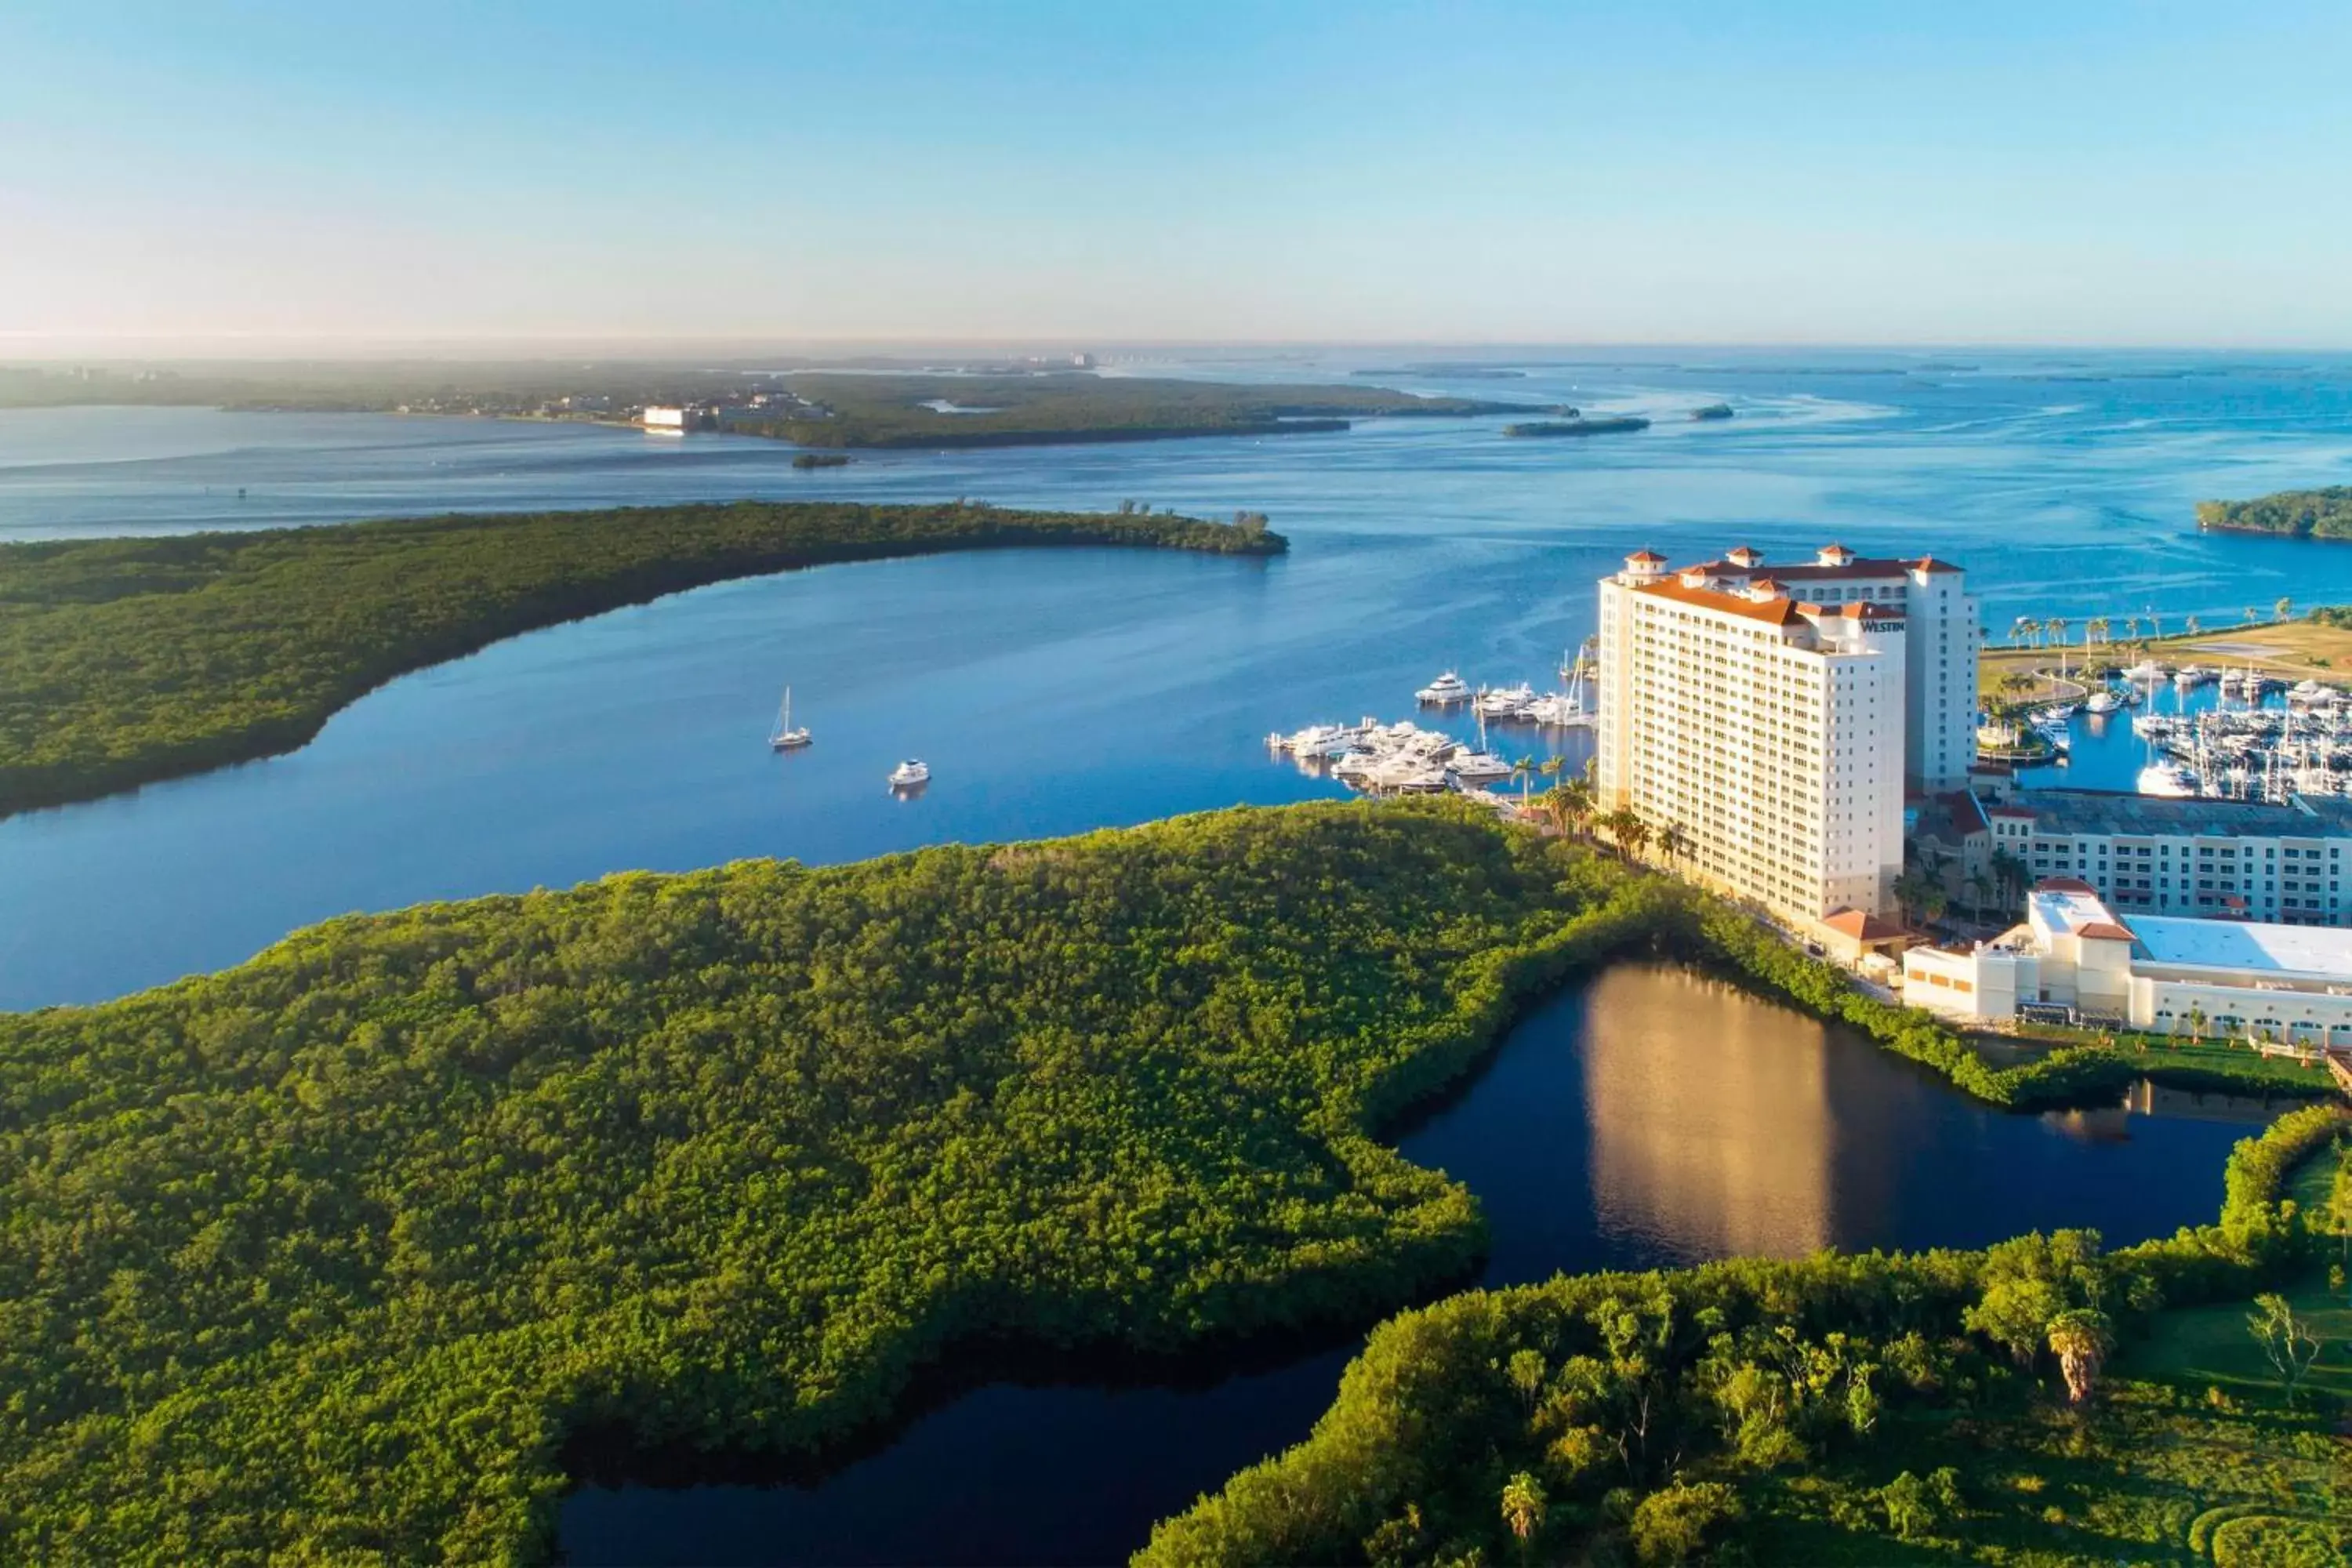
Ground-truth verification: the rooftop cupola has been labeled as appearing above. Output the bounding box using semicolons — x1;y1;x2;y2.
1726;545;1763;568
1621;549;1667;583
1817;543;1856;567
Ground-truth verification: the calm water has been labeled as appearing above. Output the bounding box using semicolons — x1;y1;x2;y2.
557;964;2270;1566
2;361;2325;1563
9;350;2352;1009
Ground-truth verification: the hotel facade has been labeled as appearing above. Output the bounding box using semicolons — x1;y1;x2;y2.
1594;545;1979;924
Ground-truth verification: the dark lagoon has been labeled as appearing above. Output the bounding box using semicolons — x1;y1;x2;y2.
557;964;2276;1566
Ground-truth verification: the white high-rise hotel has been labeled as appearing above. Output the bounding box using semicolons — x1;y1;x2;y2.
1595;545;1979;924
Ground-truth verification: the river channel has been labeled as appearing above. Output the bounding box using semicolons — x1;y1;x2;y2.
557;964;2274;1566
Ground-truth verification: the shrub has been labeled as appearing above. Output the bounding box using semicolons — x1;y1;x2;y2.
1628;1480;1744;1565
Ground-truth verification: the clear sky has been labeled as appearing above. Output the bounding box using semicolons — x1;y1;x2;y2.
5;1;2350;350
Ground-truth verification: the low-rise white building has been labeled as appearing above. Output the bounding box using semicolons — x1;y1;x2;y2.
1904;877;2352;1046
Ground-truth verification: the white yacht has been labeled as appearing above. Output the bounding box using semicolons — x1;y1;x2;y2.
2136;760;2198;797
1475;683;1537;720
887;760;931;789
768;686;812;750
1525;691;1593;728
2084;690;2119;715
1416;671;1473;706
2124;659;2166;682
1447;750;1515;782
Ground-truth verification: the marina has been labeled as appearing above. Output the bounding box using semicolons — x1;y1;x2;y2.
1269;662;1596;798
2035;666;2352;803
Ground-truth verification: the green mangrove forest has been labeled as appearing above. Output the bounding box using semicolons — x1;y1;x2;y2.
0;499;1283;816
2197;486;2352;539
0;798;2336;1562
740;373;1530;448
1145;1105;2350;1567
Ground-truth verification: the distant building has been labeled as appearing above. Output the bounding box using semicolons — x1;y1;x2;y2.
1593;545;1977;926
641;405;690;434
1070;352;1096;369
1986;789;2352;925
1904;878;2352;1046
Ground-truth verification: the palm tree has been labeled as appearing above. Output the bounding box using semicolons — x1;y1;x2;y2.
2185;614;2201;637
2145;609;2163;638
2245;605;2259;628
1600;808;1649;859
2277;595;2293;622
1991;847;2027;906
2123;615;2143;641
1500;1472;1546;1561
1660;820;1690;866
1509;755;1535;808
2010;615;2034;647
1546;778;1595;840
2088;615;2111;647
2046;1308;2112;1406
1967;868;1996;920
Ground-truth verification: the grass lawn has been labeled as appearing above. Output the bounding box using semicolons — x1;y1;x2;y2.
1743;1284;2351;1566
2122;1274;2352;1406
1979;615;2352;699
1973;1026;2339;1099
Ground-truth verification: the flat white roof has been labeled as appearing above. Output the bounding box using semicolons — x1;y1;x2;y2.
2129;916;2352;979
2029;884;2115;935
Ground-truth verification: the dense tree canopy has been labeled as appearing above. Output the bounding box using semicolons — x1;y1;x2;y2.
1142;1106;2349;1566
0;499;1283;815
2197;487;2352;539
0;801;1665;1562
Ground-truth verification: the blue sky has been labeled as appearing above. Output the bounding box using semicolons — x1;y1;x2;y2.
5;2;2350;349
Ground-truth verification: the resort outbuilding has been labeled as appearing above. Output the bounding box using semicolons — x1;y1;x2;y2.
1903;877;2352;1046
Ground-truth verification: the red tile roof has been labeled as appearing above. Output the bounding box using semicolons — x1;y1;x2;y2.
1625;549;1666;564
2077;921;2136;942
2037;876;2097;893
1823;908;1906;940
1634;578;1804;625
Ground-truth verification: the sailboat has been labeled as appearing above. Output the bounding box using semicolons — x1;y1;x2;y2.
768;687;812;750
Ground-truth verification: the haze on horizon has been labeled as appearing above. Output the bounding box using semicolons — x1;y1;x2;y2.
5;1;2350;354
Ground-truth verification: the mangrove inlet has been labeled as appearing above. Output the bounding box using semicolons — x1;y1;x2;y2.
0;499;1284;815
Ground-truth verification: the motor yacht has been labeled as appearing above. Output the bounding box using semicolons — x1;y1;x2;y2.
2084;690;2119;715
1415;671;1473;706
887;760;931;789
1446;750;1515;782
1524;692;1594;728
2136;761;2198;797
1475;683;1537;720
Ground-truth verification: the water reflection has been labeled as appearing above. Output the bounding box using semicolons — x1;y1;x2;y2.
560;964;2289;1568
1581;967;1835;1259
